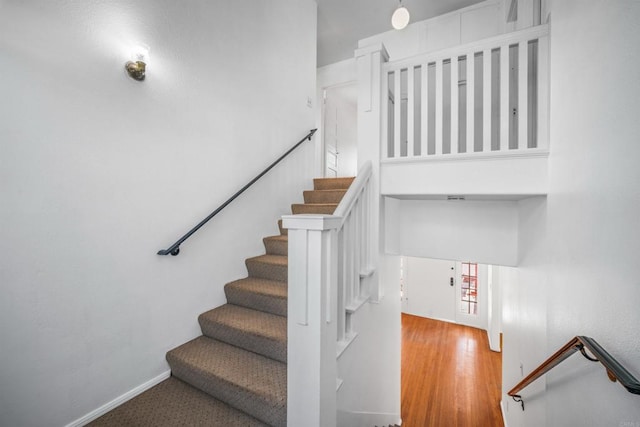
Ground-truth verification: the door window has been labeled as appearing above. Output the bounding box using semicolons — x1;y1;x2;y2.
460;262;478;315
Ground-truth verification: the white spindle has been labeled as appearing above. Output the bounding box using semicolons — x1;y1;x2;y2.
349;213;357;303
537;35;549;150
451;55;459;154
435;60;443;155
394;71;402;157
381;71;389;158
466;52;475;152
421;64;429;156
407;66;415;156
337;227;345;341
518;40;528;149
500;45;510;151
483;49;492;152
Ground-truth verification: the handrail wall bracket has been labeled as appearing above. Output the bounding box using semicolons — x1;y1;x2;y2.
508;336;640;411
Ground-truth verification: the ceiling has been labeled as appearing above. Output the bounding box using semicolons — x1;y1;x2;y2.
316;0;485;67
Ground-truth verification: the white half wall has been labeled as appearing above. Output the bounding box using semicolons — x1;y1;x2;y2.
0;1;317;426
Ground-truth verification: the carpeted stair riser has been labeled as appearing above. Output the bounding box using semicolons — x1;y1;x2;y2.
313;177;355;190
198;304;287;363
290;203;338;215
277;219;288;236
245;255;288;282
263;235;288;256
88;377;268;427
167;336;287;427
224;278;287;317
303;189;347;204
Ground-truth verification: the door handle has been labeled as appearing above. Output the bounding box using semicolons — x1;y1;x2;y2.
450;277;454;286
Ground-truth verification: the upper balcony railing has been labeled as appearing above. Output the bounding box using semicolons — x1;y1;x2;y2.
382;25;549;162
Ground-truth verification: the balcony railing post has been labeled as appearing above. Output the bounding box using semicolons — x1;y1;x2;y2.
283;214;340;427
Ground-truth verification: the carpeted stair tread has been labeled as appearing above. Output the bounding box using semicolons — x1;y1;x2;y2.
303;189;347;204
245;254;288;282
291;203;338;215
87;377;268;427
313;176;355;190
167;336;286;427
225;277;287;317
199;304;287;363
263;234;288;256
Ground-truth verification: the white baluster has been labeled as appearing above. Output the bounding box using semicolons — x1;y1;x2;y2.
518;40;528;150
483;48;492;152
435;59;443;155
421;64;429;157
407;66;415;157
467;52;475;152
500;45;509;152
537;35;549;150
394;70;402;158
381;70;389;158
451;55;459;154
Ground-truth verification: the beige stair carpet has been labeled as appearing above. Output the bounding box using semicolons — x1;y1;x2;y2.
88;177;353;426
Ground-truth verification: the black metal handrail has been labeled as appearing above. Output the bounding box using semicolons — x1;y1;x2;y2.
158;129;317;256
508;336;640;410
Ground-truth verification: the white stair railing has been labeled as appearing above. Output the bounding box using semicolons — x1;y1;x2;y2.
283;161;373;427
382;25;549;161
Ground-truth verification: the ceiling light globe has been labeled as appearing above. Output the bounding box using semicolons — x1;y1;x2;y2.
391;6;410;30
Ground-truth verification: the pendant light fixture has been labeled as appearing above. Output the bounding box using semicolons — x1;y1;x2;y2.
391;0;410;30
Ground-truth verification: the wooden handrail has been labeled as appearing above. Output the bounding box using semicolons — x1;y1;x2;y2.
508;336;640;410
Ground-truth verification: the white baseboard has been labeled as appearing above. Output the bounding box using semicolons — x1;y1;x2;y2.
500;399;509;427
65;370;171;427
337;409;401;427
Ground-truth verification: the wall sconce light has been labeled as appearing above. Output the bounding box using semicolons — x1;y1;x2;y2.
125;44;150;81
391;1;410;30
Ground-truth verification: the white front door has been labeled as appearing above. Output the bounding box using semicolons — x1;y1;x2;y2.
402;257;456;322
455;262;488;329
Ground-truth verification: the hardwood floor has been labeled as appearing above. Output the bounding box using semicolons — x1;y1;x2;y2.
401;314;504;427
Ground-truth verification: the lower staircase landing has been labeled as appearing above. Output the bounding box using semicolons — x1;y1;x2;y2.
88;177;353;427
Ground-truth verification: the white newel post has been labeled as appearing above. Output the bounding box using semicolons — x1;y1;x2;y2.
283;214;340;427
355;43;388;301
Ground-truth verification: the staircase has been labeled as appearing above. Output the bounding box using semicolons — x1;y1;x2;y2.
88;177;354;427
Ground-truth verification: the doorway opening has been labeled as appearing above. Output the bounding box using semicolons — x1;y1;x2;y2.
322;83;358;178
400;256;504;424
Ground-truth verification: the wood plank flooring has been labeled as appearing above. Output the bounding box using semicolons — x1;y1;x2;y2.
401;314;504;427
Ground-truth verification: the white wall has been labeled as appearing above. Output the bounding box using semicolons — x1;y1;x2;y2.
337;255;402;426
386;198;520;266
502;2;640;426
359;0;504;61
0;1;317;426
500;197;548;427
543;1;640;425
402;257;457;322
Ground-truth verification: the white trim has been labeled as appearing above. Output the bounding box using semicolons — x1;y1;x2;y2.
381;148;549;164
345;296;370;314
384;25;549;71
500;399;509;427
337;409;402;427
487;329;502;353
65;370;171;427
336;331;359;358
